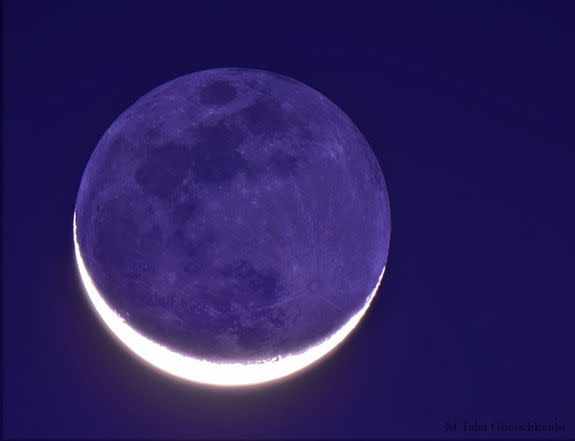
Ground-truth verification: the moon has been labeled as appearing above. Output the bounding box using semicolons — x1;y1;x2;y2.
74;68;391;386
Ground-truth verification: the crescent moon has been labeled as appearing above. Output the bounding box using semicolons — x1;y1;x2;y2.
73;213;385;387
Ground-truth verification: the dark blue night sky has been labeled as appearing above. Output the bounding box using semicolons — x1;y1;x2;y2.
3;2;574;439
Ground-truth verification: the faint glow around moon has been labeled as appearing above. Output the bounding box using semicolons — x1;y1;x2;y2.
73;213;386;387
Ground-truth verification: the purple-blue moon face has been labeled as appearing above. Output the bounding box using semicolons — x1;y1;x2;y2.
75;68;390;363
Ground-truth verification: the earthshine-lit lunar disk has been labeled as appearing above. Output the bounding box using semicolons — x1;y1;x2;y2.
74;68;391;386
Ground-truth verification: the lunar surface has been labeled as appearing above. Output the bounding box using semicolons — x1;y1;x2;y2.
74;68;390;385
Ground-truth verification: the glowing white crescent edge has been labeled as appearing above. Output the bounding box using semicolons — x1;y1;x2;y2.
73;213;386;387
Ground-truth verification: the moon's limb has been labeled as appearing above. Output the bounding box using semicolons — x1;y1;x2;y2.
74;214;385;387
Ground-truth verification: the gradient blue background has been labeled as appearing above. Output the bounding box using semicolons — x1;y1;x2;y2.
3;2;574;439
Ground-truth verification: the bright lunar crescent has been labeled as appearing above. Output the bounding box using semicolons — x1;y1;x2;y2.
74;68;391;386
